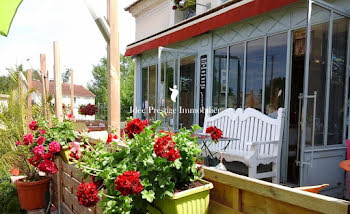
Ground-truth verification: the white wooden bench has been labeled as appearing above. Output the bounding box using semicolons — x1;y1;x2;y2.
203;108;285;183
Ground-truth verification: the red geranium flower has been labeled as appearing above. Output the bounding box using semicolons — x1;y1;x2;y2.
48;141;61;154
124;118;148;139
33;145;45;156
15;141;22;146
37;136;46;145
106;133;118;144
115;171;143;196
42;152;54;160
38;159;58;174
77;182;100;207
166;149;180;162
23;134;34;145
154;135;180;162
205;126;223;142
29;121;38;131
28;154;41;167
38;129;46;135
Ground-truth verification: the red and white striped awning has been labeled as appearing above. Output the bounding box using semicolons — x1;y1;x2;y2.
124;0;299;56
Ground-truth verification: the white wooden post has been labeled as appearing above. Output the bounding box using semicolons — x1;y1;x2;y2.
40;54;48;120
70;69;74;116
53;41;63;121
27;69;32;123
107;0;121;133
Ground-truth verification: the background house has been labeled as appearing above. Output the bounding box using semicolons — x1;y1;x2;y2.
32;80;96;120
0;94;9;107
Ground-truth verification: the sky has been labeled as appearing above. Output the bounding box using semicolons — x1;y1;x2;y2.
0;0;135;86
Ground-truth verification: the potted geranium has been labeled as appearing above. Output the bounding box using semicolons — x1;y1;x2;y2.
76;118;213;214
12;120;61;211
79;104;98;116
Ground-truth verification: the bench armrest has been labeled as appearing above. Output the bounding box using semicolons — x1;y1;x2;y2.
246;141;280;146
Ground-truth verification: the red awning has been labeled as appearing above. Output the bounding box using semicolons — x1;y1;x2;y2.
125;0;299;56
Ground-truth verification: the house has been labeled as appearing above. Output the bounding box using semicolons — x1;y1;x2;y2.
125;0;350;197
32;80;96;120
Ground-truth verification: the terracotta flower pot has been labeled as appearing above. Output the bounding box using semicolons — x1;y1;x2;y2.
14;177;51;211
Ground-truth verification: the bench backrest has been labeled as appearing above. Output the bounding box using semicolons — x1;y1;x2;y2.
203;108;285;157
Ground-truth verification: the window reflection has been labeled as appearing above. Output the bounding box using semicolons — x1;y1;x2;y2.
306;21;330;146
149;65;157;121
141;67;149;119
246;38;264;110
265;33;287;118
228;43;244;109
213;48;227;112
328;18;348;145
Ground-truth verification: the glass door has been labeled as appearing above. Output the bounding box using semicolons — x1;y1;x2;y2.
299;0;350;188
178;56;196;129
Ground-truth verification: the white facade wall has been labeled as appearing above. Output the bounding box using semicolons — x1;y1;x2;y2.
128;0;234;41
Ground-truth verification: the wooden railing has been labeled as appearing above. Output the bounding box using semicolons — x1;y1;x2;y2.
203;166;349;214
52;158;349;214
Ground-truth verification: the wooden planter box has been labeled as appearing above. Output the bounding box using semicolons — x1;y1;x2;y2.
52;158;349;214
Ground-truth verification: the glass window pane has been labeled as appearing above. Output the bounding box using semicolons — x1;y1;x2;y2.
328;18;348;145
149;65;157;121
179;56;196;129
228;43;244;109
213;48;227;113
246;38;264;110
306;16;330;146
141;67;148;119
265;33;288;118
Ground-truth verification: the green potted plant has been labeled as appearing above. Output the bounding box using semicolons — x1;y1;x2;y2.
7;120;61;211
76;118;213;214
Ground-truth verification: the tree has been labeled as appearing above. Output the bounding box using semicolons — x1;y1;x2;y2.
62;69;71;83
88;55;134;121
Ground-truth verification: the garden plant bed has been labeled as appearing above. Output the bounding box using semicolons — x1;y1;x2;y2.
52;157;350;214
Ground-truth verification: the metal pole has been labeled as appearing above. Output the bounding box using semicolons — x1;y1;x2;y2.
300;0;313;186
323;11;334;146
262;36;267;113
107;0;121;133
53;41;63;121
242;41;247;109
345;22;350;141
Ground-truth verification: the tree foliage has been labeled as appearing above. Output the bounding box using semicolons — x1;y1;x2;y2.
62;68;71;83
88;56;134;121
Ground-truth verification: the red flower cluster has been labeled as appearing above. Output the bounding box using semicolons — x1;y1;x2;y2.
106;133;118;144
79;104;98;116
19;121;60;175
29;121;38;131
154;135;180;162
38;129;46;135
124;118;148;139
23;134;34;145
37;136;46;145
48;141;61;154
77;182;100;207
38;159;58;174
115;171;143;196
206;126;223;142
